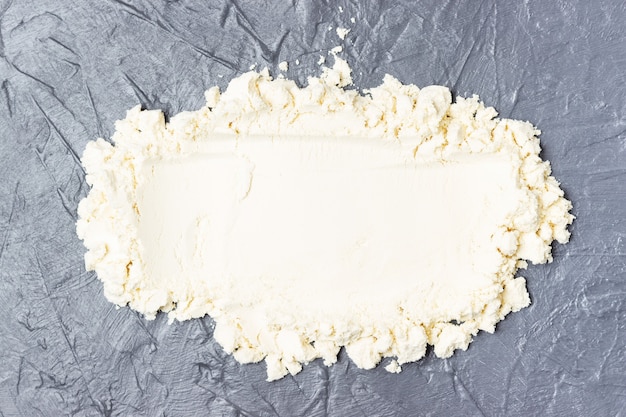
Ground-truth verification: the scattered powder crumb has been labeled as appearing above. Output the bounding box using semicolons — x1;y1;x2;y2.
385;360;402;374
351;17;356;23
278;61;288;72
336;27;350;40
318;55;326;65
295;59;300;65
339;6;344;13
249;64;256;70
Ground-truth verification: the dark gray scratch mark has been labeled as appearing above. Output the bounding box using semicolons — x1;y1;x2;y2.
30;95;86;175
451;1;495;92
9;11;63;36
194;372;256;417
59;58;81;79
0;182;19;268
34;147;57;185
252;384;282;417
46;36;81;59
132;311;159;348
15;356;25;396
83;82;104;138
111;0;237;71
12;64;57;93
290;371;323;417
1;79;13;117
323;366;330;417
230;0;290;63
122;73;151;106
57;188;77;221
33;249;98;409
451;367;487;417
439;0;488;88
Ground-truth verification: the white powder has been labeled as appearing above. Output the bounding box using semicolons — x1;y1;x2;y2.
336;27;350;40
278;61;288;72
77;58;573;381
385;360;402;374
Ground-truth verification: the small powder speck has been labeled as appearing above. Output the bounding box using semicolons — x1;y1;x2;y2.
385;360;402;373
336;27;350;40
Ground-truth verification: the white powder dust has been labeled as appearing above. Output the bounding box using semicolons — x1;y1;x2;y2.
336;27;350;40
77;57;573;381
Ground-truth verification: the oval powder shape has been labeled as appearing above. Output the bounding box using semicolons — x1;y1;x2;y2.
77;58;573;380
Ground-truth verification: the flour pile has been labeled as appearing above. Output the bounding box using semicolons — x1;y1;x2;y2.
77;58;573;380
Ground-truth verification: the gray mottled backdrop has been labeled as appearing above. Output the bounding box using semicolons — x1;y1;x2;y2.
1;1;625;416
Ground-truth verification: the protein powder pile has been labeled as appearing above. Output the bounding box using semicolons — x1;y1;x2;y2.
76;57;573;380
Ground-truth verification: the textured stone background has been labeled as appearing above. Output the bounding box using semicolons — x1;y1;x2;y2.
0;1;624;415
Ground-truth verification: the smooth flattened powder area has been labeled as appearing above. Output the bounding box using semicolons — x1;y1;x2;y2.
137;141;517;323
77;58;574;380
